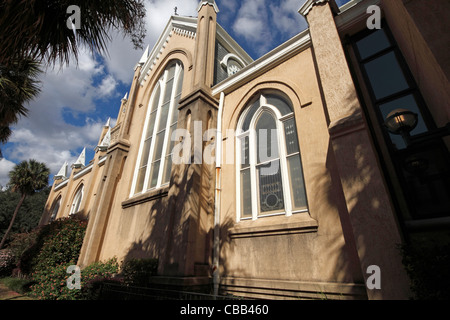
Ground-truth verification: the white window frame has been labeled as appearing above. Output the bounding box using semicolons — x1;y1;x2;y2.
131;61;184;196
70;185;84;215
235;93;308;222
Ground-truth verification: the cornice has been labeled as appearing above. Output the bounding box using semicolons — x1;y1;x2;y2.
197;0;219;13
299;0;329;16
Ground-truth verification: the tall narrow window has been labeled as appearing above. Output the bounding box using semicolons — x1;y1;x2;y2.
132;61;184;195
236;93;308;221
351;23;450;220
50;197;61;222
70;185;84;215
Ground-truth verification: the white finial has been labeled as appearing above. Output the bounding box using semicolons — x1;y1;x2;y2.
122;92;128;101
105;117;111;127
54;161;68;180
138;45;150;65
72;148;86;169
96;127;111;152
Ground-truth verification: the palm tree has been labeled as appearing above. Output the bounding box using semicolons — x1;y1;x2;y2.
0;0;146;67
0;58;42;144
0;159;50;249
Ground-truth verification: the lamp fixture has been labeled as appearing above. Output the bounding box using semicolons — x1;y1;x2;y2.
384;108;418;146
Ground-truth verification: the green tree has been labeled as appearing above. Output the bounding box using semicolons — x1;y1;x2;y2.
0;160;50;249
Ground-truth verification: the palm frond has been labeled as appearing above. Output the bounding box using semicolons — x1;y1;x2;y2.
0;0;146;67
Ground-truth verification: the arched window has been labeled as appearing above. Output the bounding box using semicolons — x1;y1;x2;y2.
236;93;308;220
50;196;61;222
70;184;84;215
132;61;184;195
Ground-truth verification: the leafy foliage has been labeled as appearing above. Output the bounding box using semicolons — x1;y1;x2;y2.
401;232;450;300
0;160;50;249
29;258;120;300
0;186;50;245
7;159;50;196
18;217;87;275
0;0;146;67
0;58;42;143
0;249;15;277
121;258;158;287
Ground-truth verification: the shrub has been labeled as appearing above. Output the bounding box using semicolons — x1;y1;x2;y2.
29;258;120;300
19;217;87;275
121;258;158;287
0;249;15;277
402;239;450;300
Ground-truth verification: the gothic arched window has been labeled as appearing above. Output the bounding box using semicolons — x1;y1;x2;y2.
50;196;61;221
70;184;84;215
132;61;184;195
236;93;308;220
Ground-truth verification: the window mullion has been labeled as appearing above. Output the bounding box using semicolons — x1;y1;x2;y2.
249;128;258;220
278;117;292;216
144;79;165;190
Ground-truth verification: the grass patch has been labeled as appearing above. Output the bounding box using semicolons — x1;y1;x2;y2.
0;277;35;294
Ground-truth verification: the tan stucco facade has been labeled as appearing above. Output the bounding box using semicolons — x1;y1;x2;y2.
40;0;450;299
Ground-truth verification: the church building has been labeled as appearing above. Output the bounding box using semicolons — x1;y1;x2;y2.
40;0;450;300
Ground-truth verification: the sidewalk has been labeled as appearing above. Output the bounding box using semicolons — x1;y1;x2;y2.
0;283;33;300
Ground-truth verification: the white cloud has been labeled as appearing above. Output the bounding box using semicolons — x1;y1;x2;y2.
97;74;118;98
0;158;15;188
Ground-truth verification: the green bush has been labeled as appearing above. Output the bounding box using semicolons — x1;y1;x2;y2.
121;258;158;287
29;258;120;300
19;217;87;275
0;249;15;277
401;232;450;300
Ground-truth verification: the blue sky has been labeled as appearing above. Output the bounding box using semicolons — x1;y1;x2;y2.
0;0;351;187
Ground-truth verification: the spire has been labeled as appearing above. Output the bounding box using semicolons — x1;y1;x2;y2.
72;148;86;169
104;117;111;128
138;45;149;65
122;92;128;101
54;161;68;180
96;127;111;152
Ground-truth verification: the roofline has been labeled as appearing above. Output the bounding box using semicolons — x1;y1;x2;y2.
212;29;311;97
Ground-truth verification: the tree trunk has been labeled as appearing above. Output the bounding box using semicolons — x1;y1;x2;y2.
0;193;26;249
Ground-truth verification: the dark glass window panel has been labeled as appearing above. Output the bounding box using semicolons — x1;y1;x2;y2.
257;160;284;214
145;111;156;138
140;137;152;167
135;166;147;194
150;86;161;113
265;94;293;115
153;131;166;162
287;155;307;210
284;118;299;155
363;51;410;100
256;112;279;163
163;78;174;103
162;155;172;184
242;99;260;132
240;169;252;218
158;102;170;132
240;136;250;169
355;28;391;60
149;160;160;188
